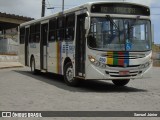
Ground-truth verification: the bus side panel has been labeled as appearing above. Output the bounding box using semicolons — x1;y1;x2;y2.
61;42;75;75
34;43;40;70
28;43;40;70
19;44;25;65
47;42;58;73
48;41;67;75
47;41;75;75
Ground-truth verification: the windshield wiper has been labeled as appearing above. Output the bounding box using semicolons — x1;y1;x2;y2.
106;15;119;30
106;15;121;43
127;16;140;32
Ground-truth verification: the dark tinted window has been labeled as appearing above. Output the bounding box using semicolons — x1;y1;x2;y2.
29;24;40;43
20;27;25;44
57;17;65;41
30;25;35;43
65;14;75;41
35;24;40;43
49;19;56;42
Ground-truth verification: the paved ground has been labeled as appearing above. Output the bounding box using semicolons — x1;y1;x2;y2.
0;67;160;120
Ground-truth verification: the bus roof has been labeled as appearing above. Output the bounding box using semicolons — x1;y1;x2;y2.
20;1;149;27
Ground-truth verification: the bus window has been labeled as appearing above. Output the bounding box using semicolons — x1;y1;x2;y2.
30;25;35;43
49;19;56;42
20;27;25;44
35;23;40;43
57;17;65;41
65;14;75;41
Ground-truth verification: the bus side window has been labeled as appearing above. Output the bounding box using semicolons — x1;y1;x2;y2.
65;14;75;41
35;23;40;43
20;27;25;44
57;17;65;41
49;19;56;42
30;25;35;43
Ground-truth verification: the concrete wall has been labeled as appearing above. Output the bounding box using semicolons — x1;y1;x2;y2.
153;52;160;67
0;38;18;54
0;55;19;62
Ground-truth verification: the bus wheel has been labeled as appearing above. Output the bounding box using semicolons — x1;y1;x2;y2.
64;62;79;86
31;57;37;74
112;79;130;86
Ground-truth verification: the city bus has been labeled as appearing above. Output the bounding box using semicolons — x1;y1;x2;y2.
19;2;152;86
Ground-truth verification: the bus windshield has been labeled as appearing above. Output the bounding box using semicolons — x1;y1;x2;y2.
88;17;152;51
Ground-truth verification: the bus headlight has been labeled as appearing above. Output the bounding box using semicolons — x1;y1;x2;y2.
88;55;100;66
88;55;106;69
139;61;150;69
88;55;96;63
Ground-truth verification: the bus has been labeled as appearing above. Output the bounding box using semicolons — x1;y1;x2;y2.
19;2;152;86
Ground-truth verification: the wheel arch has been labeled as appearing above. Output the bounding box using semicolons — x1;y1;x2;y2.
63;57;72;74
30;54;34;67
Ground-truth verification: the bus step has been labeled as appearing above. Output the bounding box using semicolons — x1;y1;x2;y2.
41;69;47;73
75;76;85;79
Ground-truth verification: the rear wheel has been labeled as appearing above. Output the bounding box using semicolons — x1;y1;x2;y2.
112;79;130;86
64;62;79;86
31;57;39;74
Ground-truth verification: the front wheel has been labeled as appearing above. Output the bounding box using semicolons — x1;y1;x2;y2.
112;79;130;86
64;62;79;86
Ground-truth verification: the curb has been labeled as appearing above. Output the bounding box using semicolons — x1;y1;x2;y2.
0;54;17;56
0;66;24;69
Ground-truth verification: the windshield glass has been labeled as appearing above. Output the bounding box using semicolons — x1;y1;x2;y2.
88;17;151;51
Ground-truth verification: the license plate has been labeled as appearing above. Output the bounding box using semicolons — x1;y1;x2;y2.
119;71;129;75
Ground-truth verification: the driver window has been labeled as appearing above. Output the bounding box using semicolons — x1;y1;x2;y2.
133;24;145;41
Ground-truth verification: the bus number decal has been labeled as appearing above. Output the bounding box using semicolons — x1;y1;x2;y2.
99;57;106;63
69;46;75;53
62;44;75;54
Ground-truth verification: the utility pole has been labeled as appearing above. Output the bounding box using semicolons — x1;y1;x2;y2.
41;0;45;17
62;0;64;12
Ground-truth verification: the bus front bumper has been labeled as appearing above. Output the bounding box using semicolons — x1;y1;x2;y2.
85;64;152;80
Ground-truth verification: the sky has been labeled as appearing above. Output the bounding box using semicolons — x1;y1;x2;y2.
0;0;159;44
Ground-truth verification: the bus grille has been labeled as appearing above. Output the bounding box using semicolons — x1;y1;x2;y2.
105;71;142;77
107;65;140;68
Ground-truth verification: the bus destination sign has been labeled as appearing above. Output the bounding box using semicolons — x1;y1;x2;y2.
101;7;136;14
91;3;150;16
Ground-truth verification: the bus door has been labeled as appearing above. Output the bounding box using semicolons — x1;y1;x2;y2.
40;23;48;70
25;27;29;66
75;14;86;77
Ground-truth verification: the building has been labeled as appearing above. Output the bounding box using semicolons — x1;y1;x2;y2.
0;12;34;54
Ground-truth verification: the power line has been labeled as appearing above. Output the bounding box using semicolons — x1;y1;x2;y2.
151;14;160;15
46;0;53;14
151;6;160;8
44;4;77;6
41;0;45;17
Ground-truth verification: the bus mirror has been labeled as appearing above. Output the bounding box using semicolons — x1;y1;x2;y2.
151;24;154;43
85;17;89;30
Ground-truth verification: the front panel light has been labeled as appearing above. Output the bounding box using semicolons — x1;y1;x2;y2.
88;55;96;63
88;55;107;69
139;61;150;69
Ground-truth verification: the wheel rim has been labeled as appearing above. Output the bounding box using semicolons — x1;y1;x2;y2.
66;66;74;82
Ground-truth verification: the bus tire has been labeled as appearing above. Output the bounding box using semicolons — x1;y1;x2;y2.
112;79;130;86
31;57;38;74
64;62;79;86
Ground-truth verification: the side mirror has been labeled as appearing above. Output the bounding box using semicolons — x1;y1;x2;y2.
151;24;154;43
85;17;90;30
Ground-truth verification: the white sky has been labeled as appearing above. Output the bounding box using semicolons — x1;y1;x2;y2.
0;0;159;43
0;0;158;18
